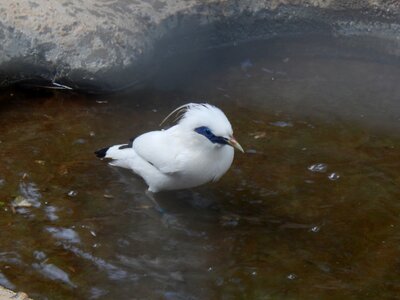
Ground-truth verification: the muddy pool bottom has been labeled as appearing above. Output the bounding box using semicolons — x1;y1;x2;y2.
0;36;400;299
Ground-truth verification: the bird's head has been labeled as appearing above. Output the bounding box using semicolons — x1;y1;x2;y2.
161;103;244;152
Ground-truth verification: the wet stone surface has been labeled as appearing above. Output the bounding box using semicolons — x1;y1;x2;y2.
0;0;399;91
0;37;400;299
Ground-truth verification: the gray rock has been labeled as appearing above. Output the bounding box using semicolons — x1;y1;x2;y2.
0;0;399;92
0;285;32;300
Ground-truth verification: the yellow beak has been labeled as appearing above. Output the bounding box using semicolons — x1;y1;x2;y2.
228;136;244;153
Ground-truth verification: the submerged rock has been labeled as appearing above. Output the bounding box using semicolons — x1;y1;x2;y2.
0;0;399;92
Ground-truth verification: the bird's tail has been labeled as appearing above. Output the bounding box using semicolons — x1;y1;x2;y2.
94;147;110;158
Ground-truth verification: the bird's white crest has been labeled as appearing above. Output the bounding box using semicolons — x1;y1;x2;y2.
160;103;233;137
159;103;191;127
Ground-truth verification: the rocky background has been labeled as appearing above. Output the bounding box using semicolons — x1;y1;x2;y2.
0;0;399;92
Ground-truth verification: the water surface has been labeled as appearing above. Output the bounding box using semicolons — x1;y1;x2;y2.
1;36;400;299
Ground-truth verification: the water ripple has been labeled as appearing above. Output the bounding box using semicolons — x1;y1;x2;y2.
0;272;15;290
45;227;81;244
18;182;41;208
65;245;128;281
33;262;76;288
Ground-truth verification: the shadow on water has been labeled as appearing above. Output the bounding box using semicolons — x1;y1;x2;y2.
0;36;400;299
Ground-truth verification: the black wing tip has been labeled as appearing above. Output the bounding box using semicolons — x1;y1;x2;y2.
95;147;110;158
117;137;136;150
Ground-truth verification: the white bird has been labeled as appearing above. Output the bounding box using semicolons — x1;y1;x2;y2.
95;103;244;193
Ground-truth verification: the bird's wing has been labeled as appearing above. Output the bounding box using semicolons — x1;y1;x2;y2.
132;130;187;174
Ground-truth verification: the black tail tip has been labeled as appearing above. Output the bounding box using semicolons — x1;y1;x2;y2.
95;147;109;158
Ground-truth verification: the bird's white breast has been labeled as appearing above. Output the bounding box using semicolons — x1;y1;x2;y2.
181;136;234;183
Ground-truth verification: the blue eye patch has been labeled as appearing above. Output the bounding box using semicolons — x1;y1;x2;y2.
194;126;228;145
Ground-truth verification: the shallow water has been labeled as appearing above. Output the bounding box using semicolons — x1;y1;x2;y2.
1;36;400;299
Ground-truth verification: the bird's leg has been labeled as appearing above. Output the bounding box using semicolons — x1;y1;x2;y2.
145;190;165;215
144;190;182;229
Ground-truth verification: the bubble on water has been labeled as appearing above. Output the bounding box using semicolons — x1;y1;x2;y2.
287;273;297;280
33;251;47;261
310;226;320;233
34;160;46;165
308;163;327;173
89;131;96;137
67;190;77;197
328;172;340;181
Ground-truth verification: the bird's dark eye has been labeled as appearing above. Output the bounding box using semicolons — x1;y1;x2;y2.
204;128;211;135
